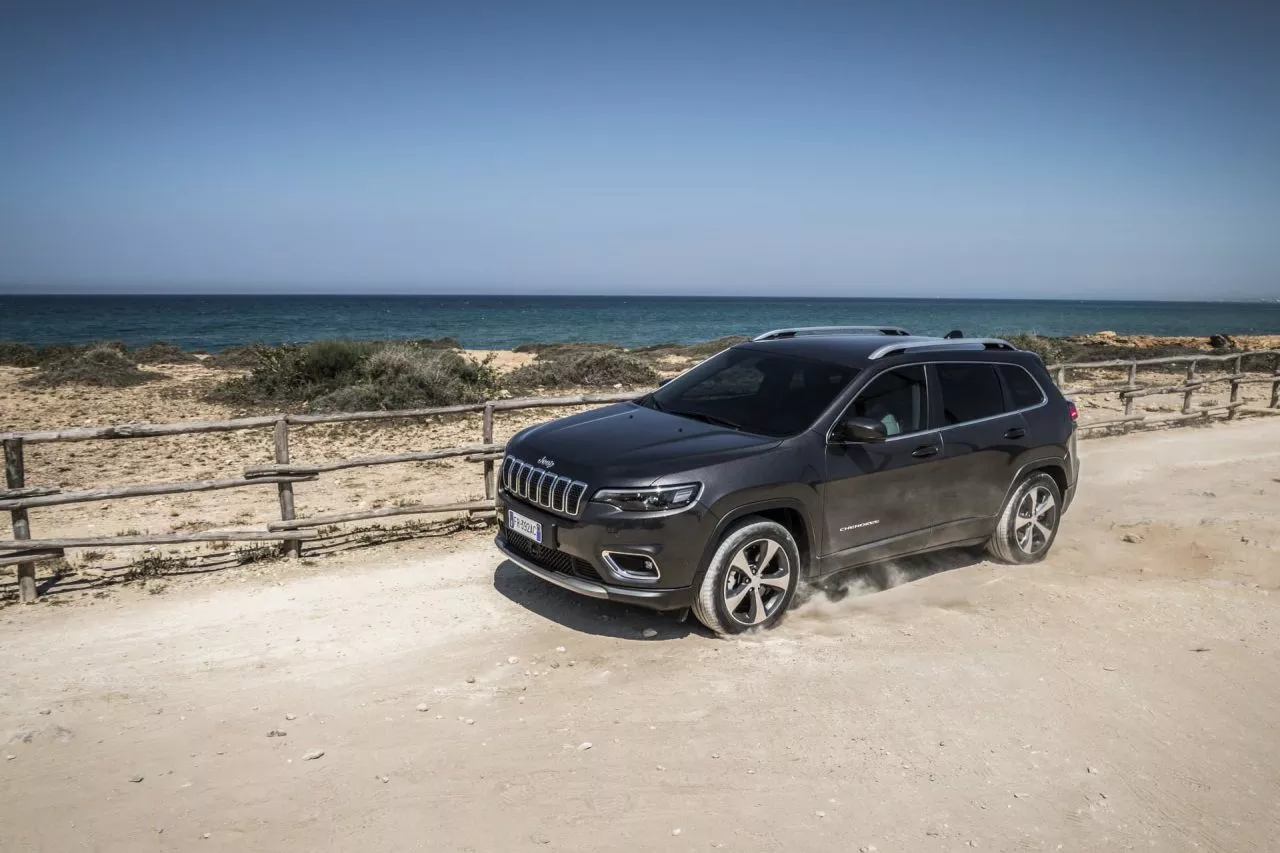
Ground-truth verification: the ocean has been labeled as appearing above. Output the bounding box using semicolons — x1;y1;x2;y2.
1;295;1278;351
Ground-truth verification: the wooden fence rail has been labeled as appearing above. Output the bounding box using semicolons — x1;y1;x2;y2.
1;350;1277;602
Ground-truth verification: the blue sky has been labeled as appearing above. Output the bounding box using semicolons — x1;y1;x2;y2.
1;0;1278;298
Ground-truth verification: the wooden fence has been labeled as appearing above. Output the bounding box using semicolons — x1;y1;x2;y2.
1049;349;1280;432
2;350;1278;602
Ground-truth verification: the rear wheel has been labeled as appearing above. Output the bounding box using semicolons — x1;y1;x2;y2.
986;471;1062;564
693;518;800;636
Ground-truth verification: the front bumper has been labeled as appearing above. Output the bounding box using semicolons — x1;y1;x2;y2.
494;490;708;610
496;535;693;610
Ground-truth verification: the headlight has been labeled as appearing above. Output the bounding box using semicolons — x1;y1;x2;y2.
591;483;702;512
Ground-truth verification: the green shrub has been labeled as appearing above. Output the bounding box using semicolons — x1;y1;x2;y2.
207;340;500;411
632;336;749;359
310;347;499;412
133;341;198;364
507;350;658;391
0;342;39;367
22;345;167;388
201;344;266;369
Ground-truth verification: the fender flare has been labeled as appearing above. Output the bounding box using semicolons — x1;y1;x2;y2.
695;496;820;584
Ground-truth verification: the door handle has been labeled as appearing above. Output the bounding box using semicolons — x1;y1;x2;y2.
911;445;940;458
1004;427;1027;439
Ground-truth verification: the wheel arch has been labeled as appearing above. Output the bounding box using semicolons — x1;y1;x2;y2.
698;498;817;583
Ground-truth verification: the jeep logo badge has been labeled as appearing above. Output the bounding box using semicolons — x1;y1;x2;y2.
537;457;555;468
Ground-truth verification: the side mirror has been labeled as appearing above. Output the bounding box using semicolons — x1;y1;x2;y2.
832;416;888;443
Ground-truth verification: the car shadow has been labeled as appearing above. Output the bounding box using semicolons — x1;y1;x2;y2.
806;546;984;603
494;548;984;637
491;560;700;640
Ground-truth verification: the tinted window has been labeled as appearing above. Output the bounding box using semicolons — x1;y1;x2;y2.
646;348;857;437
849;366;927;436
999;364;1045;409
936;363;1005;425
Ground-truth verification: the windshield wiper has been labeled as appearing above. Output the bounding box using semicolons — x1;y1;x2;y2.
666;410;745;431
640;392;665;412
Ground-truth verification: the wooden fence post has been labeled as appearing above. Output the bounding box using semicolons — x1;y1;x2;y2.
1122;362;1138;431
1054;365;1066;388
482;404;495;505
1181;359;1198;416
1229;355;1243;419
3;438;38;603
274;418;301;558
1272;355;1280;410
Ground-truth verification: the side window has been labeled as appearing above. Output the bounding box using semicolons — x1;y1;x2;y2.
936;363;1006;425
849;365;927;436
999;364;1045;409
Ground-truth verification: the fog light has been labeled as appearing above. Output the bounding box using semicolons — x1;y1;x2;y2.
602;551;661;581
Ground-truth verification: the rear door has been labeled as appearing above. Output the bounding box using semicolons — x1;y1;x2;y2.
821;365;945;559
930;362;1028;524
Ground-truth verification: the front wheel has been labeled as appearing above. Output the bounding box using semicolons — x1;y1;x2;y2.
692;517;801;636
986;471;1063;564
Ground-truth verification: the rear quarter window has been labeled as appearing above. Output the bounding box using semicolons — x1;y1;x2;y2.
936;363;1005;424
999;364;1046;409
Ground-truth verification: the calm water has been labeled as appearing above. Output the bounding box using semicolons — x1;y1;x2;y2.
1;295;1278;351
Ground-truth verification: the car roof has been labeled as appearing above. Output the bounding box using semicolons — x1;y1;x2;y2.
735;334;1029;369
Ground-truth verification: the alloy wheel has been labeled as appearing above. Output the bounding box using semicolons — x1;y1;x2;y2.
722;538;793;626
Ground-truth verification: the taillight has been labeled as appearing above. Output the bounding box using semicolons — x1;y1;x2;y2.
1067;401;1078;422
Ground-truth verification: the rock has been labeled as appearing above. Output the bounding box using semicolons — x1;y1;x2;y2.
815;810;826;818
1121;533;1143;544
656;764;666;771
1095;330;1117;339
416;703;429;712
508;656;520;665
577;742;593;751
518;696;525;704
285;714;297;721
129;775;144;783
302;750;325;760
1209;334;1235;349
465;719;475;725
711;753;720;759
671;828;682;836
555;646;566;653
1087;766;1099;774
548;661;560;669
5;755;14;761
37;709;51;716
642;628;658;639
1013;792;1027;799
267;729;287;737
377;775;389;783
202;833;211;839
465;676;476;684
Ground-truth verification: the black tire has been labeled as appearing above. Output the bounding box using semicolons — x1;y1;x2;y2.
986;471;1063;564
692;517;801;636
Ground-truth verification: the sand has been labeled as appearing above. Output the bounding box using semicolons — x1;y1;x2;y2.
0;417;1278;852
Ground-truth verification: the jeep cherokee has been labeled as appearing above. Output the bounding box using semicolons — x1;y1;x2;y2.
495;326;1078;635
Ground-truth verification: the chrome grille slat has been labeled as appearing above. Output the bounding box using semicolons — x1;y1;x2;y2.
502;456;588;518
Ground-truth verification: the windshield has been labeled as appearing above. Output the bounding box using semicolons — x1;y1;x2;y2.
642;347;858;437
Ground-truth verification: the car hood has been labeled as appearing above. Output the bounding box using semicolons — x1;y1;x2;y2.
508;402;780;485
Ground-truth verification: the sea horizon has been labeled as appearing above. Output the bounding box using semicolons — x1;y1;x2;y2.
2;294;1279;351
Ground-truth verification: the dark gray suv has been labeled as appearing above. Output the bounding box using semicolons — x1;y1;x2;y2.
495;327;1078;635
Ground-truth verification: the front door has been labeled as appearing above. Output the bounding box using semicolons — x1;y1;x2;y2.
821;365;945;561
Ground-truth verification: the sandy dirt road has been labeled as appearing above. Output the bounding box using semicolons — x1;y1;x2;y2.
2;420;1278;852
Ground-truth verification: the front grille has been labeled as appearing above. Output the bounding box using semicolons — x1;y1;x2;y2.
502;527;603;583
501;456;588;517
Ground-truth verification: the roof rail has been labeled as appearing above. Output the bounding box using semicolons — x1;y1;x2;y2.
752;325;912;342
867;338;1018;360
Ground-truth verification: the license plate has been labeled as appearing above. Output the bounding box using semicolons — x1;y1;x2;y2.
507;509;542;544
